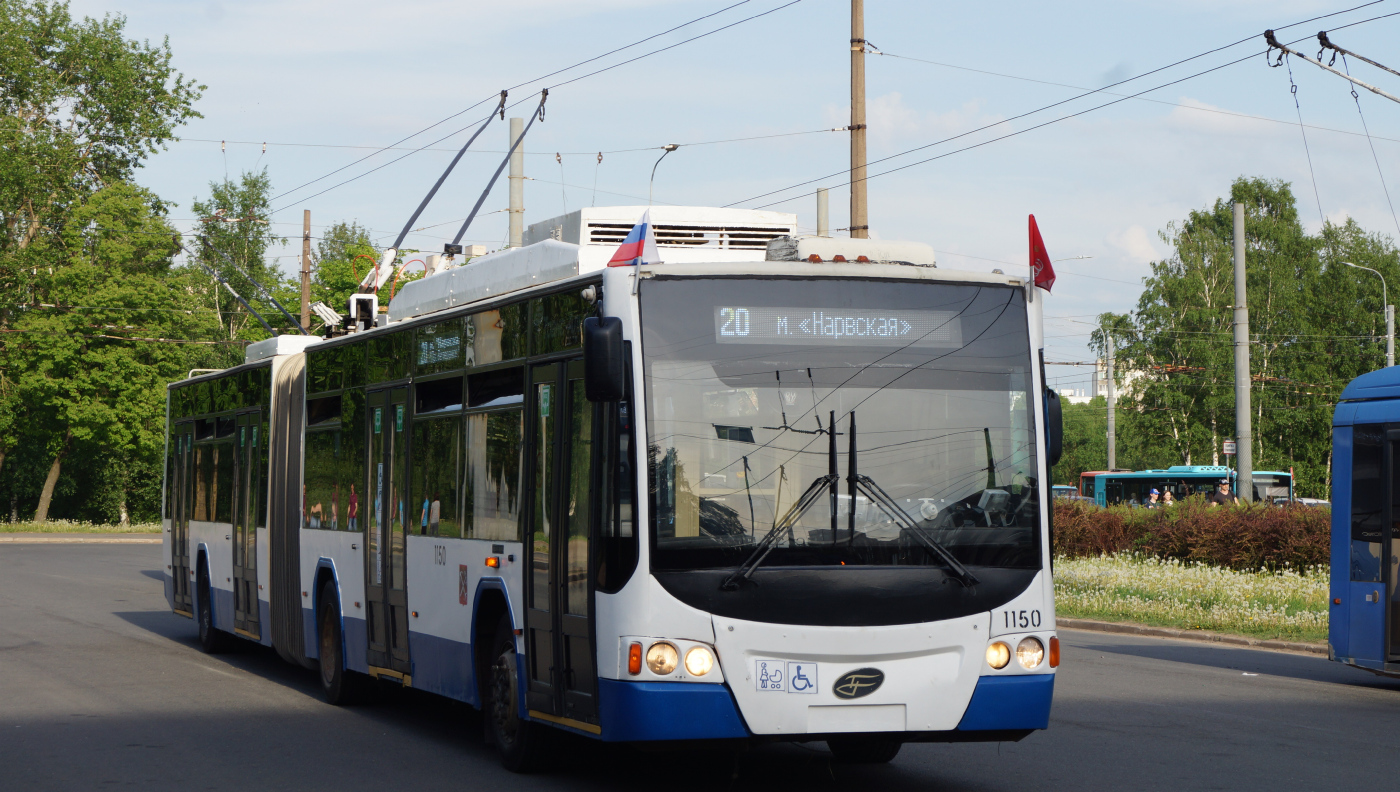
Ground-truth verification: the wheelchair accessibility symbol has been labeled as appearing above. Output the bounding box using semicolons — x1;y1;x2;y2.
786;662;818;694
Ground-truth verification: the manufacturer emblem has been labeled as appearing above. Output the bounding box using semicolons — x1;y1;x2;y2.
832;668;884;699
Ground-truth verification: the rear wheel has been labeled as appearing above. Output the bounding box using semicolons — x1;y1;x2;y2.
196;561;230;654
318;582;365;705
827;737;902;764
485;617;547;773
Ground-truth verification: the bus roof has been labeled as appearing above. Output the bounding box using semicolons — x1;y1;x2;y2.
1339;365;1400;404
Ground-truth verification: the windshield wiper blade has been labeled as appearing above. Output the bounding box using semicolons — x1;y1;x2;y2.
719;473;837;591
854;474;979;588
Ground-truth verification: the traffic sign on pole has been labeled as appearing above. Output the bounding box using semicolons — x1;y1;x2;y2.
1223;440;1237;456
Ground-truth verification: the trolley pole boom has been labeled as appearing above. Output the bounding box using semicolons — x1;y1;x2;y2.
1265;30;1400;106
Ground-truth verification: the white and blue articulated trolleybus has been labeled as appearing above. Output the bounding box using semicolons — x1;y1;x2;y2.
162;229;1063;769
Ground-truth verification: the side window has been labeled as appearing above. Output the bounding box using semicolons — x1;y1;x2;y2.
412;416;461;538
305;395;343;530
597;396;638;594
1352;424;1384;582
342;389;367;533
469;305;527;366
464;367;525;541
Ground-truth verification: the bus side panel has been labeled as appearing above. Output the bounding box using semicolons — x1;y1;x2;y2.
301;530;367;671
405;535;523;706
1330;424;1352;660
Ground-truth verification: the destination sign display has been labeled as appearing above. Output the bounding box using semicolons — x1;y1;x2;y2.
714;306;963;347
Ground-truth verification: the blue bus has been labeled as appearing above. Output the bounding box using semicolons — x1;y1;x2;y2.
1089;466;1294;506
1330;368;1400;676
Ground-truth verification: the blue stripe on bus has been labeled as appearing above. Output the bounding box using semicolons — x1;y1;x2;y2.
597;679;750;741
956;674;1054;731
408;631;477;706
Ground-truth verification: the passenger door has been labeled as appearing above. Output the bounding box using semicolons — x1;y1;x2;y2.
524;360;599;724
365;388;412;677
232;412;262;638
171;424;194;613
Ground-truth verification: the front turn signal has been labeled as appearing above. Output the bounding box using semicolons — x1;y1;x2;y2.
1049;636;1060;668
628;642;642;675
485;556;500;568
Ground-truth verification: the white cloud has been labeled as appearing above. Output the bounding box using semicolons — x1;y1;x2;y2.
1108;225;1161;264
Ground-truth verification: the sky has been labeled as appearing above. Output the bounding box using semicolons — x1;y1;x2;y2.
67;0;1400;393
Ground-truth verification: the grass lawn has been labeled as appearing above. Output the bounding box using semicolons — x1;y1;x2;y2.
1054;554;1328;644
0;520;161;534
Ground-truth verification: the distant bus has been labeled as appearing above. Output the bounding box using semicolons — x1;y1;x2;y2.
1330;367;1400;676
1089;466;1293;506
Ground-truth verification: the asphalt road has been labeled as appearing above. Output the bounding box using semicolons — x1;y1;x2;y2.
2;543;1398;791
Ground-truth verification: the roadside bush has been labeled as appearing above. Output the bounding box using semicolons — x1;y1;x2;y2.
1052;498;1330;571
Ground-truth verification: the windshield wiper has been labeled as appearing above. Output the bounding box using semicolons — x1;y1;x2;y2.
719;472;836;591
853;474;979;587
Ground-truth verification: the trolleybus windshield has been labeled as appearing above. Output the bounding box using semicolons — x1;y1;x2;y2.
640;276;1040;573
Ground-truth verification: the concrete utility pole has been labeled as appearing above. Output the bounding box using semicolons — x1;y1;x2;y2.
301;209;311;332
508;117;524;248
817;188;830;237
1233;202;1254;502
1107;334;1116;470
849;0;869;239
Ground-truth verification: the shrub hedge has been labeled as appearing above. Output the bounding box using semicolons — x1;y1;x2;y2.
1052;497;1331;571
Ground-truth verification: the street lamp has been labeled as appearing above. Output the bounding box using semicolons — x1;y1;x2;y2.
649;144;680;206
1344;261;1394;368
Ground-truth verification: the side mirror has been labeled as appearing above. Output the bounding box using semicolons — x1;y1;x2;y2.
584;317;625;402
1044;388;1063;467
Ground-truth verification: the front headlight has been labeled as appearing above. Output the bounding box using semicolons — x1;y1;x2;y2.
1017;637;1045;669
646;642;678;675
684;646;714;676
986;641;1011;669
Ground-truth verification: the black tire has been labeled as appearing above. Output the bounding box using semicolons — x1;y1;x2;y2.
317;581;365;705
196;561;230;654
827;737;903;764
485;617;548;773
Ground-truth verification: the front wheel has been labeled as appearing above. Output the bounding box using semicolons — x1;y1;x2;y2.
485;618;548;773
827;737;902;764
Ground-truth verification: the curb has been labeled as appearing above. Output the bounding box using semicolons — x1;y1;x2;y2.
0;534;161;544
1058;617;1327;656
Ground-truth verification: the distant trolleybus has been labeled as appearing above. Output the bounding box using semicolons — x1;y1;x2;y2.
161;230;1063;769
1088;466;1293;506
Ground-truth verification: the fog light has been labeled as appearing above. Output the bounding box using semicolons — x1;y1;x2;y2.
646;642;678;675
684;646;714;676
1017;637;1045;669
986;641;1011;669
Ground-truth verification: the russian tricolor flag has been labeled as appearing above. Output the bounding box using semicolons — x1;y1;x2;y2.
607;210;660;267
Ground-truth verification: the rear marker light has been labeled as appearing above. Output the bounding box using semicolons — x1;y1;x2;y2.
1049;636;1060;668
628;642;643;675
1333;598;1342;605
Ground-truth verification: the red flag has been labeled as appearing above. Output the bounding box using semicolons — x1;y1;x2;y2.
1029;214;1055;293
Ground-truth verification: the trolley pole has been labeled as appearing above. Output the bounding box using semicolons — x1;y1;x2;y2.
1106;334;1116;470
849;0;868;239
1388;304;1395;368
1233;202;1254;502
508;117;525;248
301;209;312;332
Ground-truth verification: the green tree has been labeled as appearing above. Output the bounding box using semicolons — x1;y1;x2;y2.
190;168;296;359
0;0;202;521
1112;177;1398;497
